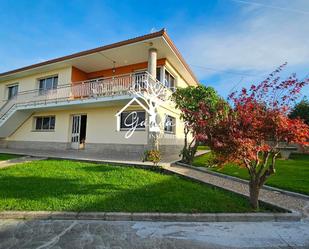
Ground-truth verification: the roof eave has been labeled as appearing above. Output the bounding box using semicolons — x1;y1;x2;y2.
0;29;199;86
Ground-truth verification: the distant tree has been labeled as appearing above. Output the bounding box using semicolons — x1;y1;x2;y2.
289;98;309;125
191;64;309;209
171;85;224;164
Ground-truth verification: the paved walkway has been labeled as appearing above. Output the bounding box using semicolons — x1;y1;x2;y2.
0;156;46;169
163;164;309;218
0;148;177;166
0;219;308;249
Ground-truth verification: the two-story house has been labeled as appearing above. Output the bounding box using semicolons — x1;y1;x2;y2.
0;29;198;161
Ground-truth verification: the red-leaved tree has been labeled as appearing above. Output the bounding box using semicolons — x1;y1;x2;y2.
189;64;309;209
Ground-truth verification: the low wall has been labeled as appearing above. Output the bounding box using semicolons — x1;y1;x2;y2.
1;140;182;161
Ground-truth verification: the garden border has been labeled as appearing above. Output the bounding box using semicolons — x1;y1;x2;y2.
0;152;303;222
0;211;301;222
0;156;30;165
176;161;309;201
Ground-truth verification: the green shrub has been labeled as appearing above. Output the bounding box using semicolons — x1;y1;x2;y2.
144;150;161;165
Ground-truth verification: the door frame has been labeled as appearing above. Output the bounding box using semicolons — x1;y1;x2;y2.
70;114;87;149
71;114;81;149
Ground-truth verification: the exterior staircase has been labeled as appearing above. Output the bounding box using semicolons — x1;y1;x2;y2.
0;100;33;138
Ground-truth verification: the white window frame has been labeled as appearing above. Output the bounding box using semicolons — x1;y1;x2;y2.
163;68;176;91
156;66;163;82
37;75;58;93
6;83;19;100
120;110;146;131
33;116;56;132
164;115;176;134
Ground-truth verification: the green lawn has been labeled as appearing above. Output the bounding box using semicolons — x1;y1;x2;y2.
193;153;309;195
0;154;21;161
0;160;274;212
197;145;210;150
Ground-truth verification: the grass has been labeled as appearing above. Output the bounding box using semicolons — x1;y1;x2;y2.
0;154;21;161
0;159;274;212
193;153;309;195
197;145;210;150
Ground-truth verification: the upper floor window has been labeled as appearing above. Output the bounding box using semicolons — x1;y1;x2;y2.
120;111;146;130
7;84;18;100
156;67;161;82
164;115;176;134
34;116;55;131
39;76;58;93
164;70;175;90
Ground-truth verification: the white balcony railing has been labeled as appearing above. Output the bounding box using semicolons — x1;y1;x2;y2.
0;72;171;124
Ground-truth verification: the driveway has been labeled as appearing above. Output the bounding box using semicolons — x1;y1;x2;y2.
0;219;309;249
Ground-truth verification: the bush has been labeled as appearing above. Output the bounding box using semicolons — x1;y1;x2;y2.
144;150;161;165
204;152;219;167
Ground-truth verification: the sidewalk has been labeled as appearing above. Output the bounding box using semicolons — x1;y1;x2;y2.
1;219;308;249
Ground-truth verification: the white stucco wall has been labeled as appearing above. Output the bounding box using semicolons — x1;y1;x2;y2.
7;105;148;145
0;67;72;109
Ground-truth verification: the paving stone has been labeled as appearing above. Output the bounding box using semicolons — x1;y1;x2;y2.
0;211;26;219
50;212;78;220
105;212;132;221
164;164;309;218
1;219;309;249
76;212;106;220
23;211;52;220
190;213;218;222
131;212;161;221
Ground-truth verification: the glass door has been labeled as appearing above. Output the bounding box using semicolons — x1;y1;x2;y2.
71;115;81;149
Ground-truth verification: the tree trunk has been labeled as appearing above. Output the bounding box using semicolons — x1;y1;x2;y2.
182;127;189;162
249;180;260;210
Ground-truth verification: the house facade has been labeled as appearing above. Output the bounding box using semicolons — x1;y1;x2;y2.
0;29;198;160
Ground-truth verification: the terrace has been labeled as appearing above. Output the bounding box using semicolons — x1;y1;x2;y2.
0;71;170;137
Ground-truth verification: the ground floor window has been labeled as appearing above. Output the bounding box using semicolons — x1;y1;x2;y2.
34;116;55;131
120;111;146;130
164;115;176;134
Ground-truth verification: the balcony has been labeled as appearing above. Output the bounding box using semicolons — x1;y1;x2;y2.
0;71;171;137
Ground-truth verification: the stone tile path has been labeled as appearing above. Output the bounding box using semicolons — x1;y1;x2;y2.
0;219;308;249
163;164;309;218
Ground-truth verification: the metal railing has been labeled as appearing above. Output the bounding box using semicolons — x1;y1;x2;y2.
0;72;171;123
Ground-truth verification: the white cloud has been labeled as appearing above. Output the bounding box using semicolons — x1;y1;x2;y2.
179;0;309;82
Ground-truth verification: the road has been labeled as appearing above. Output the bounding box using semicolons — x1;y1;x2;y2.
0;219;308;249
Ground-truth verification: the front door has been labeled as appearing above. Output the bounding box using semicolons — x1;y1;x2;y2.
71;115;87;149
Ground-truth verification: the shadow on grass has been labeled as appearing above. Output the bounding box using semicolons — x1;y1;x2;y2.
0;162;277;213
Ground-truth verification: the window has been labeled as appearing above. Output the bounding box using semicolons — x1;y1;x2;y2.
34;116;55;131
120;111;146;130
39;76;58;94
156;67;161;81
7;84;18;100
164;70;175;89
164;115;176;133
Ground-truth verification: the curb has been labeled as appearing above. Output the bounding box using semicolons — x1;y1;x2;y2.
175;162;309;201
0;211;301;222
0;156;30;165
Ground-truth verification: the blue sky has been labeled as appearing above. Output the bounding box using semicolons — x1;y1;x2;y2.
0;0;308;98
